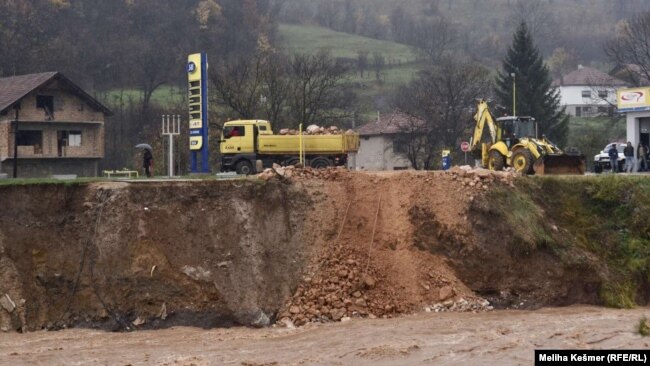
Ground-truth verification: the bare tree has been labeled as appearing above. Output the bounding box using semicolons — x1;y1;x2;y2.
287;51;355;126
393;59;491;169
210;54;266;119
357;51;369;78
605;12;650;85
412;17;457;63
260;54;292;128
210;51;293;128
372;52;386;83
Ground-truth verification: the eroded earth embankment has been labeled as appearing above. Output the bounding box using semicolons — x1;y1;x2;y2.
0;170;648;332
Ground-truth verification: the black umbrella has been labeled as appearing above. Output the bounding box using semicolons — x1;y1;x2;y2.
135;143;153;151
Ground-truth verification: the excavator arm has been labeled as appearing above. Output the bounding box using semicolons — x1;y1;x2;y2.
470;100;498;152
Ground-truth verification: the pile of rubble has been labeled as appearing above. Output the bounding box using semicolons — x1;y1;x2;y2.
276;253;404;327
257;165;348;182
279;125;355;136
423;298;493;314
445;165;518;189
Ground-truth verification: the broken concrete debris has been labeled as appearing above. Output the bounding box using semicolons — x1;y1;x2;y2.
278;125;355;136
0;294;16;313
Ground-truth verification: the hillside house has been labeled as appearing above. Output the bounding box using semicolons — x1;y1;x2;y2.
553;65;627;117
0;72;111;178
352;112;420;171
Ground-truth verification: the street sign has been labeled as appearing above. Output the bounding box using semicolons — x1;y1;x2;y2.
461;141;470;152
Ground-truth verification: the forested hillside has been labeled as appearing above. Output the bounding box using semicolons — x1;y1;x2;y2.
0;0;646;172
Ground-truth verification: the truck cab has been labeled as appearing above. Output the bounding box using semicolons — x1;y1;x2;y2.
220;120;271;174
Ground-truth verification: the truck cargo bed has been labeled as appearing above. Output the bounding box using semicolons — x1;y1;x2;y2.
258;134;359;155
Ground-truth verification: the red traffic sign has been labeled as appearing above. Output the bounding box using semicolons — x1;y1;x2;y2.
460;141;470;152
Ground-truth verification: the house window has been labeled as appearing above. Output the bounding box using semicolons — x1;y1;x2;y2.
581;90;591;98
17;130;43;145
36;95;54;119
17;130;43;154
68;131;82;146
598;106;608;114
597;90;608;99
58;130;82;146
393;138;408;154
575;107;581;117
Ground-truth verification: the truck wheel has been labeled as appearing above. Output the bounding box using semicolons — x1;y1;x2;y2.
488;150;505;171
310;157;333;169
235;160;254;175
512;150;534;174
283;158;300;167
594;164;603;174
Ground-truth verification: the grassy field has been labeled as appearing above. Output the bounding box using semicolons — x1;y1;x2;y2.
278;23;425;118
98;86;185;108
278;24;418;62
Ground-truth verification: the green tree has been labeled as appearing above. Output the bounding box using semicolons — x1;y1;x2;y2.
495;22;569;147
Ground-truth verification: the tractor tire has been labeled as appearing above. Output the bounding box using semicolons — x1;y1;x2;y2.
512;150;535;174
488;150;505;171
310;157;333;169
235;160;254;175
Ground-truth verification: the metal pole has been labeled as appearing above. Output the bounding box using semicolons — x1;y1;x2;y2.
511;73;516;116
299;123;303;166
12;106;19;178
169;115;174;177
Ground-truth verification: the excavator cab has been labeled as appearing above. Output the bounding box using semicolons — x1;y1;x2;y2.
498;116;535;148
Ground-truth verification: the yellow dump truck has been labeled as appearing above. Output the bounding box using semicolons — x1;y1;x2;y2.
220;120;360;174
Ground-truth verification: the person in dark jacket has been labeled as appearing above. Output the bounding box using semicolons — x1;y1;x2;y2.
143;149;153;178
624;141;635;173
638;143;648;172
608;144;619;173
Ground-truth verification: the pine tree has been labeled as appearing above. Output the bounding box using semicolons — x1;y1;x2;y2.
496;22;569;147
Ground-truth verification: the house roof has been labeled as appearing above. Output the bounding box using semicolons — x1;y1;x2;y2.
553;66;627;87
357;112;425;136
0;72;112;115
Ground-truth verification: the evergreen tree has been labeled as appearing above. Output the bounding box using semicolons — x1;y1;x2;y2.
496;22;569;147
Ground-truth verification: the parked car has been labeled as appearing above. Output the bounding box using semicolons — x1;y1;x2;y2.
593;143;626;173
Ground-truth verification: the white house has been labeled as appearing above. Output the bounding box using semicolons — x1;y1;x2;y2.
553;65;627;117
351;112;417;171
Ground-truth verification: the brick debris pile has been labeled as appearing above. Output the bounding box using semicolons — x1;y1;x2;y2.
276;248;403;327
279;124;355;136
257;165;348;181
445;165;519;189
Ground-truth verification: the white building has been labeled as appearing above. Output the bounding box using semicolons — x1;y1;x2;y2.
352;112;417;171
553;66;627;117
617;87;650;151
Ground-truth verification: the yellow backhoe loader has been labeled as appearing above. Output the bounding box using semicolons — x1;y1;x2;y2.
469;100;585;175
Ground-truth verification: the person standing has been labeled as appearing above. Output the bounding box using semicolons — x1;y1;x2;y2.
624;141;635;173
143;149;153;178
638;143;648;172
608;144;619;173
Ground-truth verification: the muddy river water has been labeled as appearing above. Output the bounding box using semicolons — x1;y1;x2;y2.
1;306;649;366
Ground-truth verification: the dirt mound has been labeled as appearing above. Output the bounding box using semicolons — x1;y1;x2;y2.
276;171;493;326
0;170;636;332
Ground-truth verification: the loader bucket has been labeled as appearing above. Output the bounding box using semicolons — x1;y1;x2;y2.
533;154;586;175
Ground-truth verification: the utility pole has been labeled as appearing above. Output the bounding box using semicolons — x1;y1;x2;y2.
12;103;20;178
511;72;516;117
